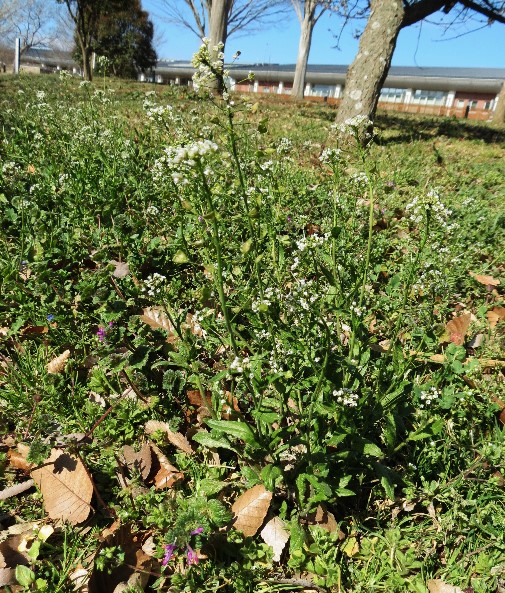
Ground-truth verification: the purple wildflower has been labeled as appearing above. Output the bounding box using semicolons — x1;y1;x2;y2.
190;527;204;536
96;327;106;342
47;314;54;322
186;545;199;566
162;543;176;566
108;321;114;327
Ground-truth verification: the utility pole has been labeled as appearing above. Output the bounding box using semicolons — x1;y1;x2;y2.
14;37;21;74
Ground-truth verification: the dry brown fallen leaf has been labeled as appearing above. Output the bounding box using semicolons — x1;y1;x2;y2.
487;307;505;328
21;325;48;336
444;313;471;346
109;260;130;279
427;579;464;593
139;307;178;343
231;484;272;537
47;349;71;374
88;523;152;593
0;533;30;587
145;420;194;455
148;442;183;489
31;448;94;525
308;505;344;537
122;443;152;480
260;516;289;562
469;271;501;286
8;444;33;473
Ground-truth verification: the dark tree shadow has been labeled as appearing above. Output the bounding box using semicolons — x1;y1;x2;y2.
375;112;505;145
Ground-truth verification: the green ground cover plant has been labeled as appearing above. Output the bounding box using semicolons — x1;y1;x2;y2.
1;47;504;593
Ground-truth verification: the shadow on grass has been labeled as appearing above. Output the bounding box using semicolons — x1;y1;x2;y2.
375;112;505;145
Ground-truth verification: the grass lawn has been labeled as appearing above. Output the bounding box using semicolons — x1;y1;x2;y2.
0;68;504;593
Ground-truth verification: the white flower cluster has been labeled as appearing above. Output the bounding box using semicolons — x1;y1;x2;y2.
319;147;342;165
351;171;369;188
419;386;440;408
333;388;359;407
36;90;46;101
350;301;363;317
295;233;329;252
191;38;227;90
152;139;219;185
260;160;274;172
286;278;318;312
142;272;166;297
251;286;279;313
146;204;160;216
2;161;18;176
406;189;453;229
143;97;174;122
229;355;250;374
413;261;446;294
276;137;293;155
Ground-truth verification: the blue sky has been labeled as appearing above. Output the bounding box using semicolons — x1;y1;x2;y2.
143;1;505;69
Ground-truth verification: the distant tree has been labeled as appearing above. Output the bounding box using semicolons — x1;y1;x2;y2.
93;0;157;78
292;1;340;100
58;0;107;80
335;0;505;133
0;0;63;55
60;0;156;81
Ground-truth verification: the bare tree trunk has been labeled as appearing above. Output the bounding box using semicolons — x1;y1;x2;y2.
292;1;317;100
492;80;505;124
80;40;92;81
208;0;231;92
335;0;404;129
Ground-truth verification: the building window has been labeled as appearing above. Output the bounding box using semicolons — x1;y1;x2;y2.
457;99;465;107
470;100;478;109
411;89;445;105
484;101;492;110
380;87;405;102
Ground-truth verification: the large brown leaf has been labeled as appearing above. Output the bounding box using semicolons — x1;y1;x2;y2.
139;307;177;343
145;420;194;455
260;516;289;562
47;350;71;374
0;533;30;587
231;484;272;537
469;271;500;286
427;579;464;593
487;307;505;328
122;443;152;480
445;313;471;346
31;448;94;525
148;442;183;489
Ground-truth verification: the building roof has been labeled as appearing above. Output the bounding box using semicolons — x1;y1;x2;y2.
19;49;505;93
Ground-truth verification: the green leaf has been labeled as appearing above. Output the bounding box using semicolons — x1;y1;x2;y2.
27;540;41;561
173;250;189;264
199;478;226;497
408;418;444;441
258;118;268;133
362;441;384;459
241;238;253;254
192;431;237;453
206;420;260;448
16;565;36;587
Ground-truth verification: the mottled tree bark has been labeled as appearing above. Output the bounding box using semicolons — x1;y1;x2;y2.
492;80;505;124
292;0;319;100
208;0;231;91
335;0;404;128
